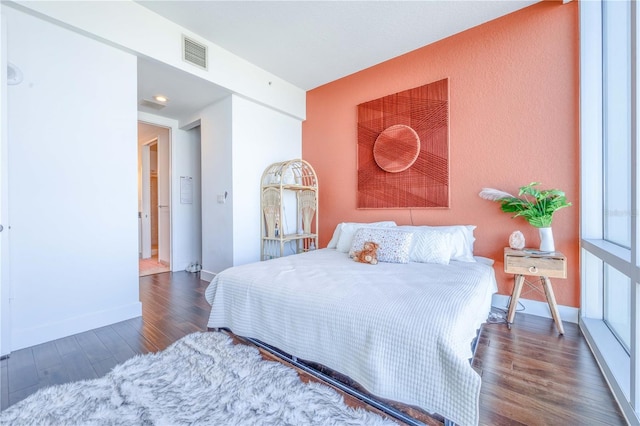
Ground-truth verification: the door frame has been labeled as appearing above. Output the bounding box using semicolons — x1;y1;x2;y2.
138;119;172;270
0;11;10;357
140;138;156;259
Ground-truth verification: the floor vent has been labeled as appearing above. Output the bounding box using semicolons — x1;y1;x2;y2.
183;35;208;70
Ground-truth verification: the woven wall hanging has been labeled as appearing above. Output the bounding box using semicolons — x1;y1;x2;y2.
357;78;449;209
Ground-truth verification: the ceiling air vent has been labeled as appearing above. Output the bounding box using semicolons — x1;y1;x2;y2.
139;99;166;110
182;35;208;70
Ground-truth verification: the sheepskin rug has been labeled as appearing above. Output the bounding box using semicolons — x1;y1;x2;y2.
1;331;396;425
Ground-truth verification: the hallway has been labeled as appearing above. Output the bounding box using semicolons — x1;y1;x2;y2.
139;255;170;277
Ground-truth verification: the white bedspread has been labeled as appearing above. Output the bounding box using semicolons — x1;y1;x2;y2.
205;249;497;426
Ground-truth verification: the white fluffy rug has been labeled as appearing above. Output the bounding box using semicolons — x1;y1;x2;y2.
1;332;396;425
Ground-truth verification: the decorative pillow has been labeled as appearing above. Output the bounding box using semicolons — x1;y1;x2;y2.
349;227;414;264
408;229;452;264
398;225;476;262
332;221;397;251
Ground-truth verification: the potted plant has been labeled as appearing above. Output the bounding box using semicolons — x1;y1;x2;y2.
479;182;572;252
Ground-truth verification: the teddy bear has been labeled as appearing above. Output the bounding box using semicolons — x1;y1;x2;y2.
353;241;379;265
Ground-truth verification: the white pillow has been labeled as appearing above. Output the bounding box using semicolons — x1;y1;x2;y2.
331;221;397;251
398;225;476;262
349;227;414;264
432;225;476;262
408;228;452;265
326;225;343;249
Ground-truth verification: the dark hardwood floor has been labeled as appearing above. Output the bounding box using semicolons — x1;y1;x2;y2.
0;272;210;412
473;314;626;425
0;271;627;425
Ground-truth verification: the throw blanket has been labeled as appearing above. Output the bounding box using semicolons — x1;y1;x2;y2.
206;249;497;425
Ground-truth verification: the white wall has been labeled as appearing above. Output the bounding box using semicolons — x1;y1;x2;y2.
231;95;302;266
10;0;305;121
200;97;234;278
172;126;202;270
6;7;141;350
0;2;304;352
199;95;302;279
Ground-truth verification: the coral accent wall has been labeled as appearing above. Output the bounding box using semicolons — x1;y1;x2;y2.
302;2;580;307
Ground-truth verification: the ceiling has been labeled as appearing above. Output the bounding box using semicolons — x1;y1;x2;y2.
137;57;231;122
135;1;540;121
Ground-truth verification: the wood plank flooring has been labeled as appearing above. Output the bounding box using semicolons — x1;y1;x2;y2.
0;271;627;425
0;271;210;411
473;314;626;425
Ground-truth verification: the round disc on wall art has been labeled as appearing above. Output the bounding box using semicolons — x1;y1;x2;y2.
509;230;525;250
373;124;421;173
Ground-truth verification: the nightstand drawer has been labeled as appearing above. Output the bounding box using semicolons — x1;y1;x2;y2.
504;251;567;278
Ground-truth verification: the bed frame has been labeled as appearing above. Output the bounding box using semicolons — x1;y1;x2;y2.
214;327;481;426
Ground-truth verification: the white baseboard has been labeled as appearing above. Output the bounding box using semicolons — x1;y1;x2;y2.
10;302;142;352
200;269;216;282
492;293;579;324
171;259;191;273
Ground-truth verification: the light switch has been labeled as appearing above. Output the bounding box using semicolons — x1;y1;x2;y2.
217;194;226;204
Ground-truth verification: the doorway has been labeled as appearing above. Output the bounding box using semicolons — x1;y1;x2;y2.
138;123;171;276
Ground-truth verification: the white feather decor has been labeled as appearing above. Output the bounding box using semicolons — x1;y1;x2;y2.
478;188;516;201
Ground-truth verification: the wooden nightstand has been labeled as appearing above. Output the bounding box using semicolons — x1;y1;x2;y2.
504;248;567;334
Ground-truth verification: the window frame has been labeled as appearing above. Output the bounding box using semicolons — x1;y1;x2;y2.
580;0;640;421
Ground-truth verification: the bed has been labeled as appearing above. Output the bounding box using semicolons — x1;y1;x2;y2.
205;224;497;426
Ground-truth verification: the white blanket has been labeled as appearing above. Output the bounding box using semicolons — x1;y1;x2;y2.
205;249;497;426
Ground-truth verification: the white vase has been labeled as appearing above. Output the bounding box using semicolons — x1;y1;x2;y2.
538;227;555;252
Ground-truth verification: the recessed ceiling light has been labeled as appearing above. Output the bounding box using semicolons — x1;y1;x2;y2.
154;95;168;103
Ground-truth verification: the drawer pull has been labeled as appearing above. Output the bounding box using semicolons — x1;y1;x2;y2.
529;266;538;273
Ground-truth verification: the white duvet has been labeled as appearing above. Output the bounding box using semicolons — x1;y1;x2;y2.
205;249;497;426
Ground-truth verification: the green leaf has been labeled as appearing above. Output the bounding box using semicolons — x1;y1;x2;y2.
485;182;571;227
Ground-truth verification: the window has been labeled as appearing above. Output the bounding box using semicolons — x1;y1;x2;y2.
580;1;639;422
603;0;632;249
604;264;631;351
